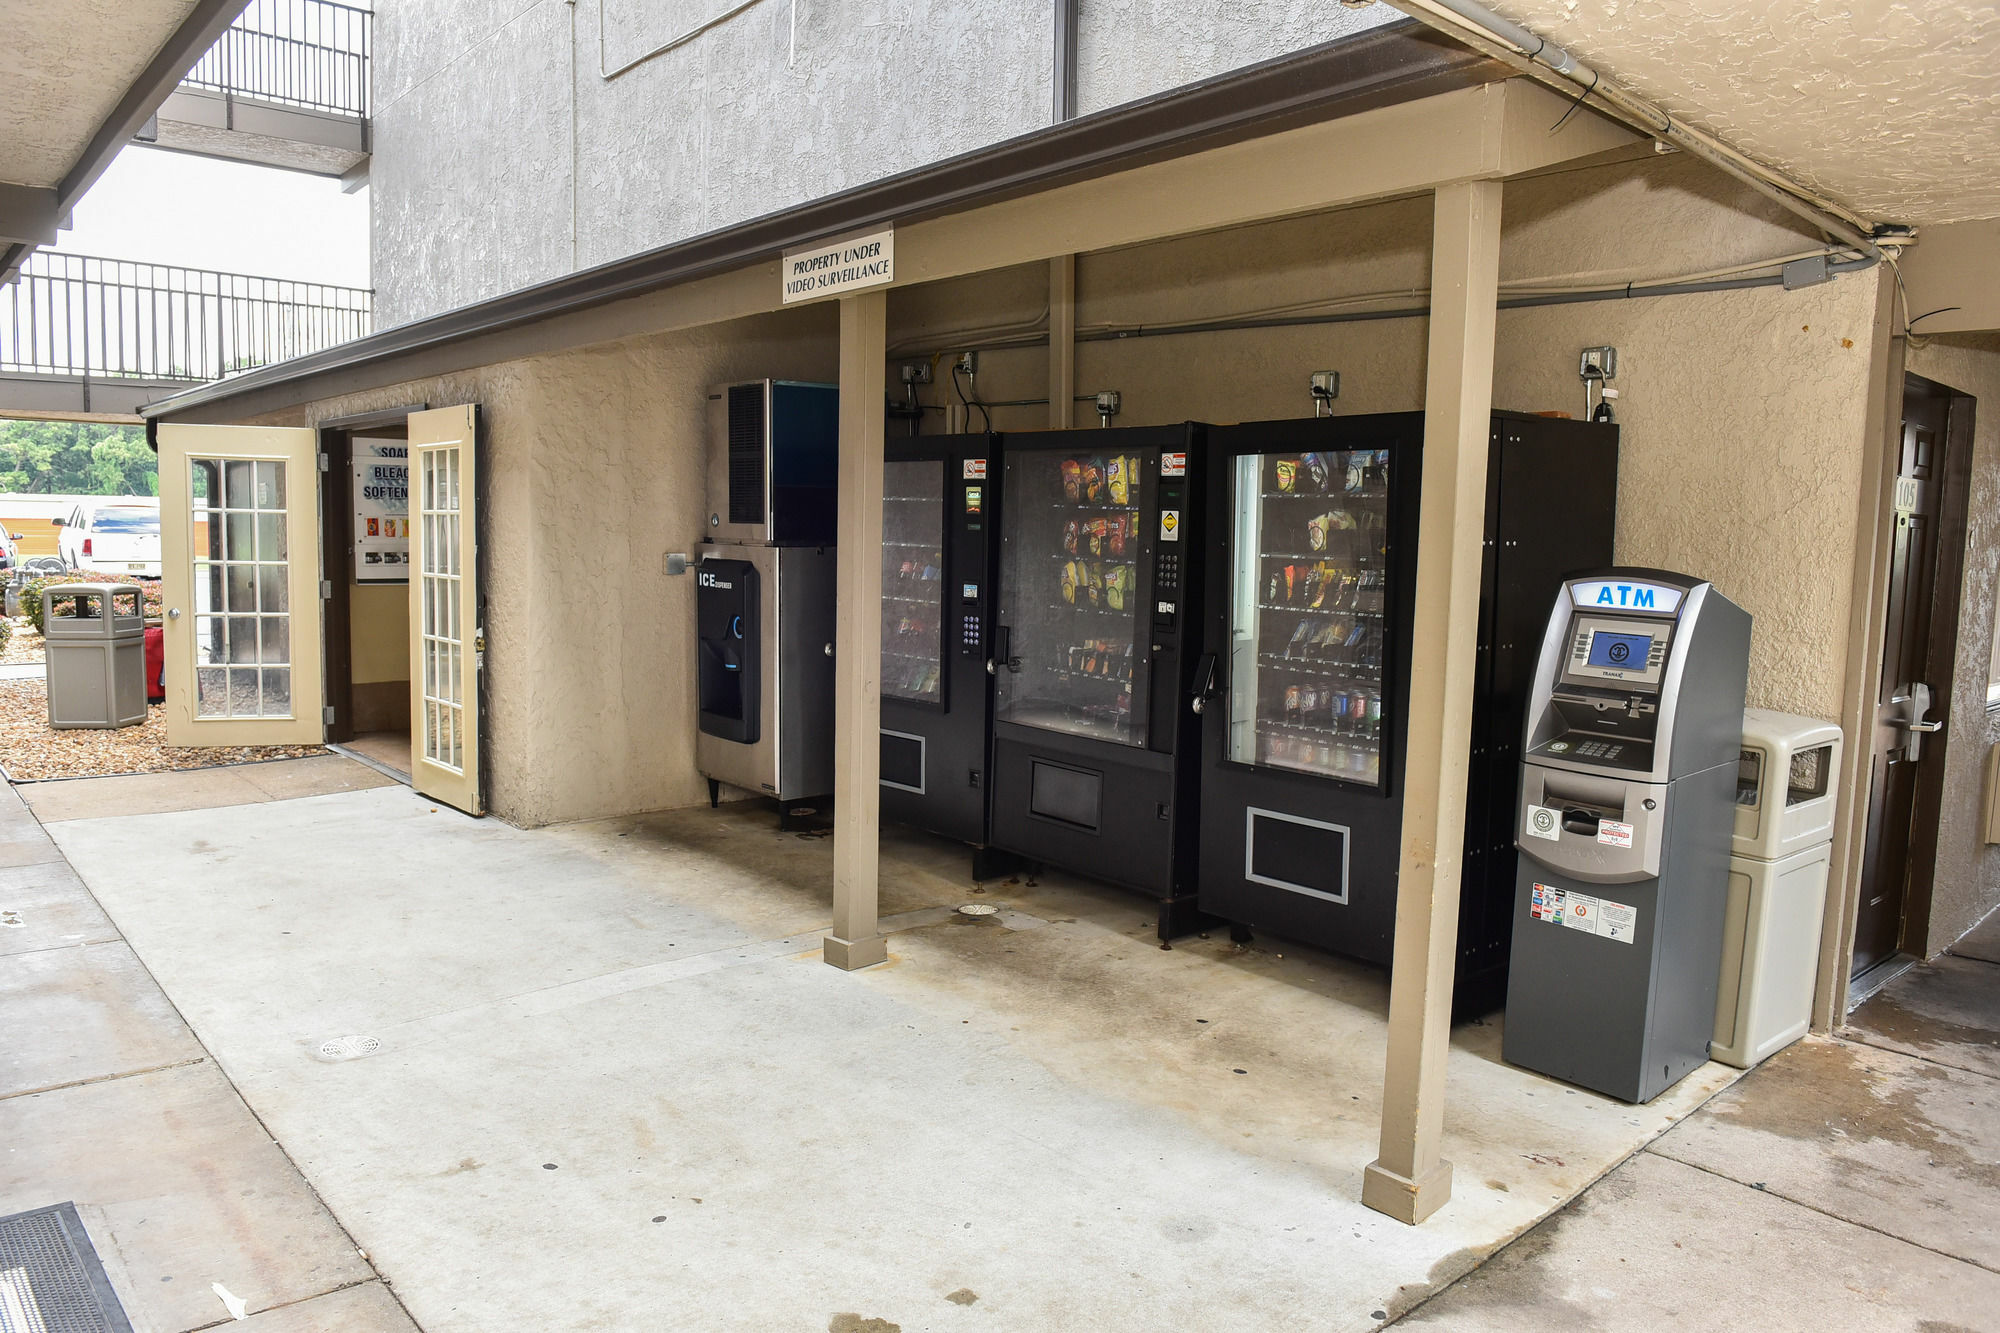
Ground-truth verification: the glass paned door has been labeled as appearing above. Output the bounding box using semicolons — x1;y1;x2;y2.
407;405;482;814
418;446;464;772
157;425;322;748
994;446;1155;746
881;459;945;703
1225;448;1391;785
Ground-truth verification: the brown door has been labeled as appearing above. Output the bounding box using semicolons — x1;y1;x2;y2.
1853;375;1959;978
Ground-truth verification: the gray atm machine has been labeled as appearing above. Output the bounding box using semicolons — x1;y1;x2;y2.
1504;569;1751;1103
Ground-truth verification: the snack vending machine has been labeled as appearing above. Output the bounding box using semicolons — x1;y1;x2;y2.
1194;412;1617;1014
878;434;1003;854
985;425;1208;934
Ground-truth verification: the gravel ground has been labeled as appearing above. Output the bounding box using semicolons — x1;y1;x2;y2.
0;678;326;781
1;620;43;666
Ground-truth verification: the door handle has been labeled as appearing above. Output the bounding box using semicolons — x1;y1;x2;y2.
1189;652;1218;714
986;626;1014;676
167;607;181;619
1891;717;1943;733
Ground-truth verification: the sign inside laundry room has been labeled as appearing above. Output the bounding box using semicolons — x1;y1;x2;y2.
353;436;409;583
781;226;894;303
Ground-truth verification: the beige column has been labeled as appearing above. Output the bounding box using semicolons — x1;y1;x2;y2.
825;289;890;971
1362;179;1503;1225
1049;255;1076;429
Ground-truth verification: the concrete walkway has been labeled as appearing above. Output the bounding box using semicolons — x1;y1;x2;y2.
10;757;1995;1331
32;764;1742;1332
1402;912;2000;1329
0;777;417;1332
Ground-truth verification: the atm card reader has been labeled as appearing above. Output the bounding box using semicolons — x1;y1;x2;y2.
1504;569;1751;1103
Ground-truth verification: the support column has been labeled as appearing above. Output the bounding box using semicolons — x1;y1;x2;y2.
1049;255;1075;429
1363;179;1503;1225
825;289;890;971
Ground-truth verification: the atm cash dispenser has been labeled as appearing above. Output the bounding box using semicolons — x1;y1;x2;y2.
1504;570;1751;1103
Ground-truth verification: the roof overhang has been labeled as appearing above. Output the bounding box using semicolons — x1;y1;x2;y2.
1;0;252;283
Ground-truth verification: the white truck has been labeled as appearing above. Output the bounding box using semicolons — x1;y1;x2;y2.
58;500;162;578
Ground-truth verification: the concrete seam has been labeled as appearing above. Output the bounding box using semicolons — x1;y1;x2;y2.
0;934;126;958
1829;1030;2000;1085
1644;1148;2000;1276
0;1056;209;1105
174;1276;398;1333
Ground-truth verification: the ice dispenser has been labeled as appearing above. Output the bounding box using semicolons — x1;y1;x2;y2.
1504;570;1751;1103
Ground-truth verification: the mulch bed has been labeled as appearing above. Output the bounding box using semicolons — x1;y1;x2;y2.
0;620;43;667
0;678;326;782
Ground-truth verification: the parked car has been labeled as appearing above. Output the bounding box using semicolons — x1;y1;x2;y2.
57;501;162;579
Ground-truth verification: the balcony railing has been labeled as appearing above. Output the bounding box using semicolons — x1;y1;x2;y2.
1;252;373;385
180;0;373;119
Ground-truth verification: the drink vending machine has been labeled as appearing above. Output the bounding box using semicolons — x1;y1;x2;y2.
984;425;1209;934
1504;569;1751;1102
1192;412;1618;1015
695;380;840;808
877;433;1004;858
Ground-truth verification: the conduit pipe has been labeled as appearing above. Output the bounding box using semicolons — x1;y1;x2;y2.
1379;0;1892;256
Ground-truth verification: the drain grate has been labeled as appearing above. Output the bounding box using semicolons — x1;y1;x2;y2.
0;1203;132;1333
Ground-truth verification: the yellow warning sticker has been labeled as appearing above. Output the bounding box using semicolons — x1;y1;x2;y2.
1159;509;1180;542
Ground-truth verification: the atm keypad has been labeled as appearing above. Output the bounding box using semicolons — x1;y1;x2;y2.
1574;740;1625;760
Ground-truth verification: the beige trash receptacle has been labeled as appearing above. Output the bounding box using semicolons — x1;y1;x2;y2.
43;583;148;729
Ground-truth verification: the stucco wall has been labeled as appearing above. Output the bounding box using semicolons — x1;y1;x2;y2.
371;0;1397;326
1902;332;2000;953
245;308;839;826
892;152;1882;721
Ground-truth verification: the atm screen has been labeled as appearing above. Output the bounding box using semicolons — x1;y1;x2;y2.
1587;630;1654;670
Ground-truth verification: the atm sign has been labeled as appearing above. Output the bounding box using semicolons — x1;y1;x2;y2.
1572;579;1683;613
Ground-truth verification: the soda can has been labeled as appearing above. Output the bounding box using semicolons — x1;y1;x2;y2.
1328;691;1347;723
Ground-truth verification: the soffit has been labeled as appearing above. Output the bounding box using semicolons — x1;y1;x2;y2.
0;0;202;188
1477;0;2000;225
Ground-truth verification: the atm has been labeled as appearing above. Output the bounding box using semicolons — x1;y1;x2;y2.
1504;569;1751;1103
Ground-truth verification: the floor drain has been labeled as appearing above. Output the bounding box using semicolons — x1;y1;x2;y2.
957;903;999;917
0;1202;133;1332
313;1035;383;1062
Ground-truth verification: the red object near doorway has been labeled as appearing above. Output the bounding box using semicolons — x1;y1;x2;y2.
144;625;165;703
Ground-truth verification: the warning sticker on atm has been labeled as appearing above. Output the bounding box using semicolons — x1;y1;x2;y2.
1530;883;1637;944
1524;804;1562;841
1597;819;1634;847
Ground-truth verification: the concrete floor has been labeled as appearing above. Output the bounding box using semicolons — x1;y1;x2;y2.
32;765;1742;1332
12;759;1996;1331
1401;907;2000;1330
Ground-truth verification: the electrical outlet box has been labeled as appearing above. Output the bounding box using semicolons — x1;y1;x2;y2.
1310;370;1340;400
957;351;978;376
1580;346;1618;379
900;362;933;385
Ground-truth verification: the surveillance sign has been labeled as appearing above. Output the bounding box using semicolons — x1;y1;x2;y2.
353;437;409;583
781;227;894;303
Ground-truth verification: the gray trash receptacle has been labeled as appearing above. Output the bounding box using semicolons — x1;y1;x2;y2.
44;583;148;729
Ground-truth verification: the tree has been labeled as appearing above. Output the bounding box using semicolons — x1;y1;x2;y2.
0;419;157;495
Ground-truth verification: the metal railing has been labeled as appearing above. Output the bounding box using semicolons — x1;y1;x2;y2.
1;252;373;385
180;0;373;118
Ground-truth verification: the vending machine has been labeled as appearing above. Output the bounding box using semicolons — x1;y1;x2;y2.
878;433;1003;856
1192;412;1618;1015
985;425;1208;933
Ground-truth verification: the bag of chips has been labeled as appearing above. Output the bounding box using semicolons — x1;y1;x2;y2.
1062;459;1083;500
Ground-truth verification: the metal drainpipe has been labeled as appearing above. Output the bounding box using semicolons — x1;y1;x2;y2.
1383;0;1890;257
1053;0;1079;123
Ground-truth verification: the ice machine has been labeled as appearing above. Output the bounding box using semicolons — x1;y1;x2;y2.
1192;412;1618;1015
705;379;839;546
1504;569;1751;1103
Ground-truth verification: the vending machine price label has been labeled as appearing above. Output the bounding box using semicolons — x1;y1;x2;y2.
1160;451;1186;477
1529;884;1637;944
1524;804;1562;841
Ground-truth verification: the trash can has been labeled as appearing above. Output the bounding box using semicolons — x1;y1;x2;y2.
1710;709;1842;1068
43;583;148;729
